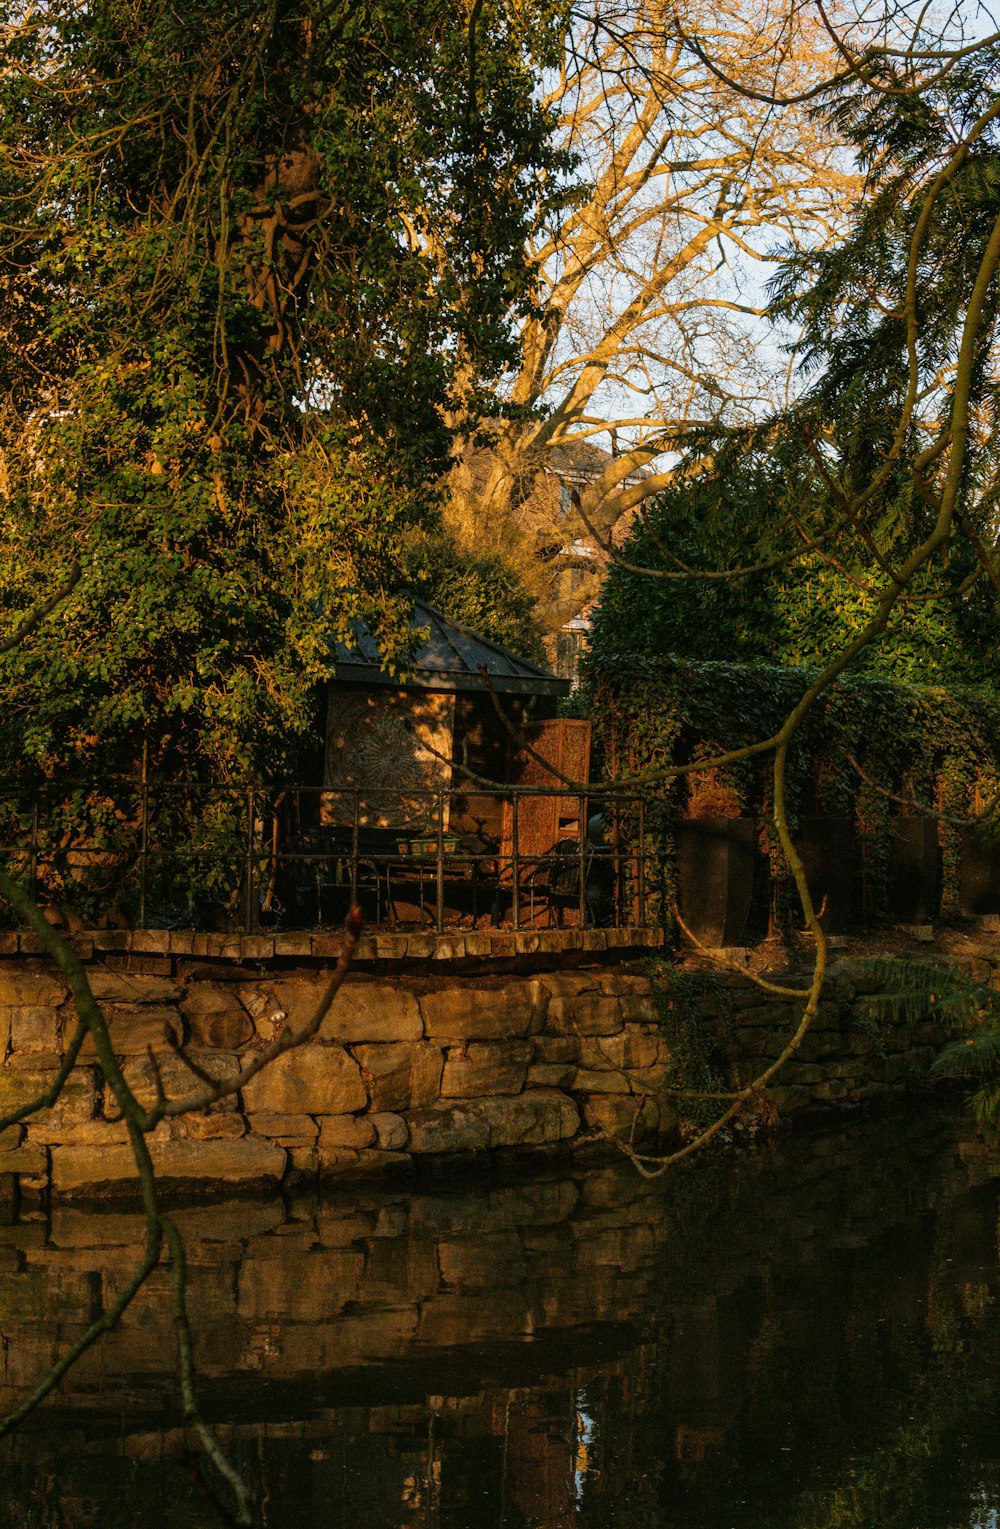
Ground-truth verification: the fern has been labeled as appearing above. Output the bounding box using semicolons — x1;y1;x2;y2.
855;957;1000;1124
971;1081;1000;1126
854;957;996;1030
933;1028;1000;1079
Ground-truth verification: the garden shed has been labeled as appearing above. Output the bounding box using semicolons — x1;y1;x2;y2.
323;599;573;833
313;601;597;928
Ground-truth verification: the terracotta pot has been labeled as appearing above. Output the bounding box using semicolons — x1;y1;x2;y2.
675;818;755;948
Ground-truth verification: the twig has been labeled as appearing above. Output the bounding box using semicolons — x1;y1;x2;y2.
0;561;81;656
673;904;810;999
164;1216;254;1525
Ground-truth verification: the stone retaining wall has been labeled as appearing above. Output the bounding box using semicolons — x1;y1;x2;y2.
0;924;990;1200
0;932;674;1199
681;927;1000;1114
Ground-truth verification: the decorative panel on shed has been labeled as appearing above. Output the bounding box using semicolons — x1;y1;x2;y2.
323;687;455;830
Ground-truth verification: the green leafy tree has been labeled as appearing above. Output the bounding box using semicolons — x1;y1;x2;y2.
590;445;1000;684
400;526;544;660
0;0;570;783
592;35;1000;690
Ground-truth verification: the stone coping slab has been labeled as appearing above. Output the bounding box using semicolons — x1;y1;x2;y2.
0;926;664;966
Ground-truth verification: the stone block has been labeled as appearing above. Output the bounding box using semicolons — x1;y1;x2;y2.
599;972;653;998
317;1147;411;1177
783;1062;827;1085
0;1066;96;1125
241;1043;367;1116
179;982;243;1016
183;1112;247;1142
186;1010;255;1050
405;1101;490;1154
309;934;344;959
0;1144;47;1175
810;1079;851;1102
579;1093;670;1142
407;1091;578;1154
419;980;548;1040
288;1145;319;1177
272;934;313;958
5;1051;62;1070
0;970;65;1007
239;935;274;960
127;930;172;956
352;1042;443;1112
546;992;623;1037
7;1006;60;1053
86;971;183;1003
369;1112;409;1150
440;1040;532;1098
431;936;467;960
734;1003;797;1029
318;1114;376;1150
248;1111;320;1143
25;1119;130;1147
50;1136;287;1195
572;1066;631;1093
402;934;437;959
543;971;603;997
578;1029;661;1074
122;1050;239;1111
528;1062;575;1089
81;1005;184;1057
767;1084;812;1114
321;980;423;1043
532;1035;580;1064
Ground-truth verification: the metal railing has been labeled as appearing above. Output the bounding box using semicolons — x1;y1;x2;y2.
0;779;660;934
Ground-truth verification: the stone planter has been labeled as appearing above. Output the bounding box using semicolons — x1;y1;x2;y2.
675;818;755;948
891;818;941;922
797;817;859;932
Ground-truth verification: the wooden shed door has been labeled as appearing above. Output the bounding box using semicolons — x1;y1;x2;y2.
501;718;591;862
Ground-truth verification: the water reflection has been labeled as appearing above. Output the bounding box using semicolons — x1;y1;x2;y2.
3;1107;1000;1527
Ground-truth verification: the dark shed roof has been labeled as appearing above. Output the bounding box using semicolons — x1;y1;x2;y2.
332;598;569;697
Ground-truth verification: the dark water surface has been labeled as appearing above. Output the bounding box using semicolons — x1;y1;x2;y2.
3;1106;1000;1527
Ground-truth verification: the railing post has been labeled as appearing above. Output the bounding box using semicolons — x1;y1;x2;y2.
244;787;255;933
578;792;588;928
638;796;647;928
29;793;38;906
351;790;359;906
511;791;521;931
139;741;149;929
435;790;445;934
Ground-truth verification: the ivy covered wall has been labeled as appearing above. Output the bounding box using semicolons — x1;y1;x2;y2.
588;653;1000;928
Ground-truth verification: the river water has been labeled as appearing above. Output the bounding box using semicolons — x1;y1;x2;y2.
2;1105;1000;1528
